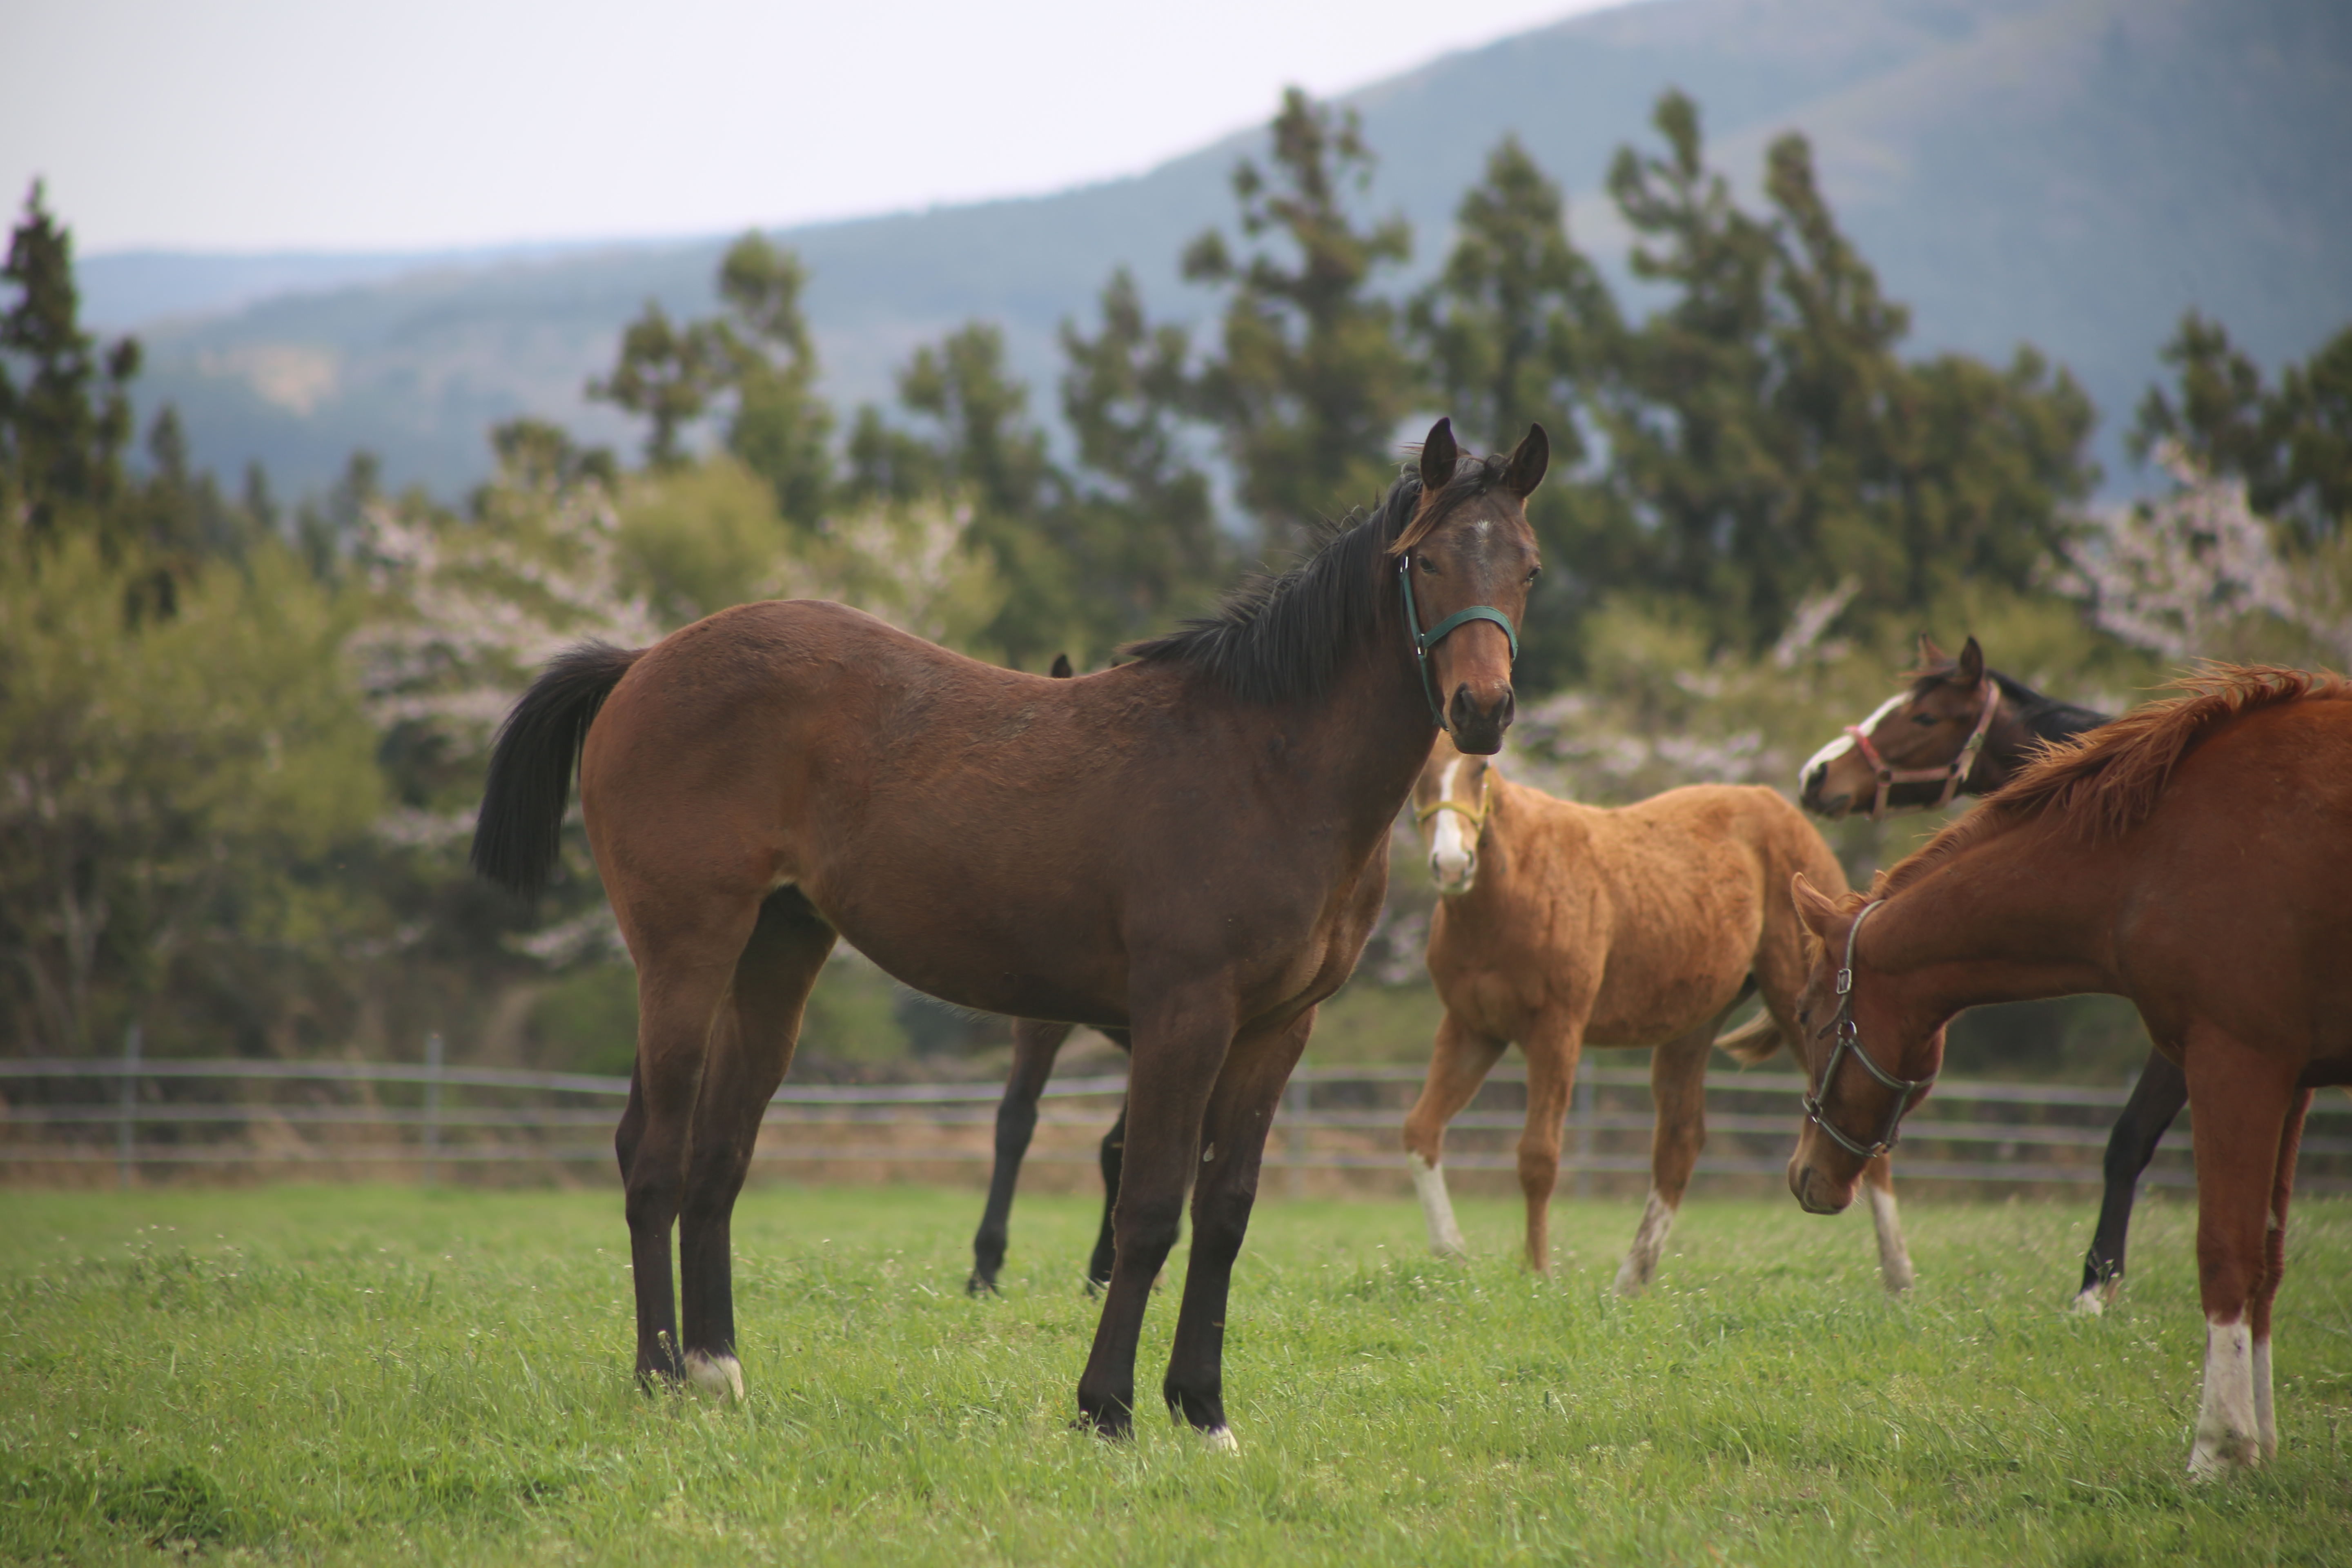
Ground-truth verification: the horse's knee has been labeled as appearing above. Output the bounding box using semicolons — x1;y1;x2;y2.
1516;1145;1559;1198
1115;1194;1184;1261
624;1160;687;1233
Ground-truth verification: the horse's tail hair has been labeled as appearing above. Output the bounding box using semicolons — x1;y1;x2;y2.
470;641;644;900
1714;1009;1785;1067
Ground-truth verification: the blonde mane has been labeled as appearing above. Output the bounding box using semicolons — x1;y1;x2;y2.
1875;664;2345;898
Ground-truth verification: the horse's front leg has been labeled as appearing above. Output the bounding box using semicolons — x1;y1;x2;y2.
1401;1012;1507;1258
2250;1088;2313;1461
1619;1018;1711;1295
2182;1029;2300;1478
2077;1046;2189;1314
1074;994;1230;1438
1163;1006;1318;1446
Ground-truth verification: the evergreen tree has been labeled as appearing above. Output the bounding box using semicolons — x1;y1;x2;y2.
1602;92;2092;650
1184;89;1418;552
1056;268;1224;640
2133;313;2352;545
711;233;833;528
587;300;724;468
0;182;141;550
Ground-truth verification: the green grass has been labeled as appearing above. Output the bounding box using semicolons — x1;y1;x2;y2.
4;1184;2350;1565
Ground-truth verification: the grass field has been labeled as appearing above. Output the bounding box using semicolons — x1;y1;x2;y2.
4;1183;2350;1566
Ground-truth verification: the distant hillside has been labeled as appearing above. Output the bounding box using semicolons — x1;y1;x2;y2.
92;0;2352;500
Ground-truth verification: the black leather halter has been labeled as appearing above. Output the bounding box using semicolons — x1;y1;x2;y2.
1802;901;1936;1160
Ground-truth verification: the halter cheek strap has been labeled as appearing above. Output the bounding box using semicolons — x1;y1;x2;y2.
1802;900;1937;1161
1399;555;1520;732
1847;679;2001;821
1413;769;1493;838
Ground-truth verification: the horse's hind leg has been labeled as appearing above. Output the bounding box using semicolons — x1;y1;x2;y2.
1617;1020;1711;1296
2183;1029;2299;1478
2077;1046;2189;1314
2250;1089;2313;1460
1860;1153;1914;1294
673;889;835;1398
1401;1013;1507;1258
1085;1029;1135;1291
970;1020;1077;1294
1163;1007;1319;1446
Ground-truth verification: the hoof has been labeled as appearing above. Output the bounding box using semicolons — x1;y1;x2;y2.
966;1274;998;1297
684;1351;744;1402
2187;1436;2259;1480
2070;1287;2107;1318
1200;1425;1238;1454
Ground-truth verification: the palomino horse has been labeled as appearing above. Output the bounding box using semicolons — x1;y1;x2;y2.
1798;636;2189;1314
472;418;1546;1441
1403;735;1915;1294
1784;666;2352;1476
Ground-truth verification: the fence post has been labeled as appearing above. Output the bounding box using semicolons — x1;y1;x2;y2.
1283;1078;1308;1200
118;1022;142;1190
423;1031;444;1187
1572;1065;1595;1201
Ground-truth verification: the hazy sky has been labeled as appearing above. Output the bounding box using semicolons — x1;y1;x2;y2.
2;0;1626;256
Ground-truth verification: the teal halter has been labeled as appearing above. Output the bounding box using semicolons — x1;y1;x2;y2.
1398;553;1520;732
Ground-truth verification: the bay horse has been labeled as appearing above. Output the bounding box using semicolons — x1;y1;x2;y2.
1403;734;1916;1294
1783;666;2352;1476
966;653;1135;1298
471;418;1547;1443
1798;637;2189;1314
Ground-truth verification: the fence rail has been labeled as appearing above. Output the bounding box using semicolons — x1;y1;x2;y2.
6;1049;2349;1192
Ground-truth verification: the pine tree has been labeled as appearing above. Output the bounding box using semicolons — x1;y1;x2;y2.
711;233;833;528
587;300;725;468
2133;313;2352;545
0;181;141;550
1184;89;1418;552
1056;268;1223;641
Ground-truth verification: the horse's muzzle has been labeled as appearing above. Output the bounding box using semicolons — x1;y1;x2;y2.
1799;762;1852;819
1787;1153;1853;1216
1447;685;1515;755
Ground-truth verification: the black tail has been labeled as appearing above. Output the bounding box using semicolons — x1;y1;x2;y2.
470;641;644;899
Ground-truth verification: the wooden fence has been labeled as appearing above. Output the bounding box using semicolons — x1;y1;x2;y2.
7;1042;2350;1196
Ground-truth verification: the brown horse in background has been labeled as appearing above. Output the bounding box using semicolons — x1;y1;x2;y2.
471;419;1547;1443
1403;735;1915;1294
1785;666;2352;1476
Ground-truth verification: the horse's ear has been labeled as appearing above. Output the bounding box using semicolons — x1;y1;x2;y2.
1791;873;1840;938
1917;633;1947;666
1503;423;1550;499
1958;636;1985;686
1419;418;1459;494
1049;653;1074;679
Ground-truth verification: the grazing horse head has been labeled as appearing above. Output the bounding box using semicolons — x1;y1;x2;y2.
1392;418;1547;755
1411;736;1495;894
1800;635;2003;819
1784;874;1946;1216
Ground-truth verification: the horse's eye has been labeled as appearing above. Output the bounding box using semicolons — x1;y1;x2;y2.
1419;557;1439;574
1525;566;1541;585
1912;713;1939;726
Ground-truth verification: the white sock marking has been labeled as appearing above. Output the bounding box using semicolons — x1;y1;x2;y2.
684;1350;744;1402
1408;1152;1468;1258
1614;1187;1677;1296
1201;1425;1239;1454
2189;1316;2258;1477
1865;1181;1915;1294
2070;1285;2107;1317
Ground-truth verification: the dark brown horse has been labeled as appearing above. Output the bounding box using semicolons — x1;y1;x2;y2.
968;1019;1131;1296
1783;666;2352;1476
1799;636;2190;1314
472;418;1547;1443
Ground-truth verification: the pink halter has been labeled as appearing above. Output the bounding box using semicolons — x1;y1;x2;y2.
1847;680;2001;821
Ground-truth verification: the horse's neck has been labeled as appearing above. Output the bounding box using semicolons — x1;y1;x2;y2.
1298;631;1449;849
1873;824;2124;1018
1979;679;2109;787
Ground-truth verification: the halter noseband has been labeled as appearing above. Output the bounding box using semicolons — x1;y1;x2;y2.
1802;901;1936;1161
1847;679;2001;820
1399;554;1519;732
1413;768;1493;839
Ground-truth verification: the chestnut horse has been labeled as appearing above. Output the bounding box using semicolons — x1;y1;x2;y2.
1784;666;2352;1477
1403;735;1915;1294
471;419;1546;1442
1798;636;2191;1314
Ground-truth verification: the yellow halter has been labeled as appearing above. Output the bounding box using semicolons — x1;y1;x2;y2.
1413;768;1494;840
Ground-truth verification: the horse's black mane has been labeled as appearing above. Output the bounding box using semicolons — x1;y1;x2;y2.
1127;452;1518;705
1910;664;2111;745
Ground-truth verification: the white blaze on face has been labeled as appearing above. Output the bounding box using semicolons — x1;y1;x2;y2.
1801;693;1907;792
1428;761;1475;890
